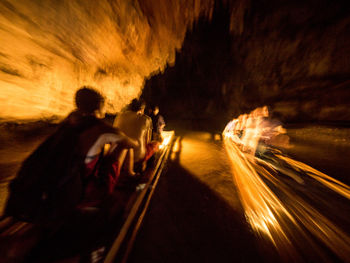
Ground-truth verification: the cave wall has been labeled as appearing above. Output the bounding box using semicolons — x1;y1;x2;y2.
0;0;215;121
142;0;350;127
1;0;349;124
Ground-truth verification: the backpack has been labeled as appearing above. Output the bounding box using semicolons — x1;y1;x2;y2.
5;116;98;224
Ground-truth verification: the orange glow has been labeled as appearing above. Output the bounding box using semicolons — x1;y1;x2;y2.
0;1;215;121
224;138;296;253
223;107;350;261
159;130;174;149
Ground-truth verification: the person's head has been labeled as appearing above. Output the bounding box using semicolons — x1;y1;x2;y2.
75;86;104;116
261;105;269;118
139;99;146;114
130;99;146;114
145;106;152;115
152;105;159;115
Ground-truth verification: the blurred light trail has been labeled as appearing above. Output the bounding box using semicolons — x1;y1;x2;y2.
276;154;350;200
223;107;350;262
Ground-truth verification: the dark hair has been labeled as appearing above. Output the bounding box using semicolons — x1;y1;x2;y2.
129;99;145;112
151;105;159;111
75;86;104;114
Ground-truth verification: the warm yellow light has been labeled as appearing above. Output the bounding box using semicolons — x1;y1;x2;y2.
159;131;174;149
103;143;111;154
171;138;180;153
222;115;350;261
0;1;215;121
214;133;221;141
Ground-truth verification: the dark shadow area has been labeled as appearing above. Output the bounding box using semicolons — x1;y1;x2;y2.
0;116;114;183
0;121;58;148
282;125;350;186
257;158;350;262
0;122;58;188
284;141;350;186
141;2;234;132
24;189;133;263
167;119;227;135
128;138;279;263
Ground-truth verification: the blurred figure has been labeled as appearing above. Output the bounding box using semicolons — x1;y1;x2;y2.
145;105;153;116
260;109;289;151
224;106;289;157
240;108;260;154
234;113;248;139
114;99;159;172
150;105;165;142
223;118;237;136
5;86;138;223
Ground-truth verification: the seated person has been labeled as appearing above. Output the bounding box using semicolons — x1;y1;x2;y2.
72;87;139;206
5;87;138;223
113;99;159;171
149;105;165;142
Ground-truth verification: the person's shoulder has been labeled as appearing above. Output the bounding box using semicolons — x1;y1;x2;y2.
64;111;100;128
98;118;116;130
117;111;130;117
115;111;134;121
143;114;152;122
64;110;82;124
140;114;152;126
143;114;151;120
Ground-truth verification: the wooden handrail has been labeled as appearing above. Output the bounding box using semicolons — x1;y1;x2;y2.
104;131;175;263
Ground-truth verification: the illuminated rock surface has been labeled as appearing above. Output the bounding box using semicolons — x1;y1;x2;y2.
2;0;348;124
0;0;214;121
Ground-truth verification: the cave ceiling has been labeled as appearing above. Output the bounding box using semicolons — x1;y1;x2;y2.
0;0;215;120
1;0;349;124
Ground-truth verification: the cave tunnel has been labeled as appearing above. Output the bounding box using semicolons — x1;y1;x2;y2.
1;0;350;262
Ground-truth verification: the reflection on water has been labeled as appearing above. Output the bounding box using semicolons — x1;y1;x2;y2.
222;107;350;261
223;135;350;262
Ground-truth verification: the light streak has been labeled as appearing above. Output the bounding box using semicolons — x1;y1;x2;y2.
223;107;350;261
276;154;350;200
